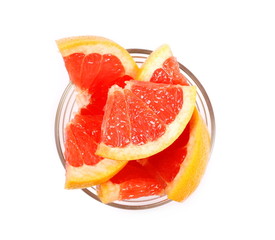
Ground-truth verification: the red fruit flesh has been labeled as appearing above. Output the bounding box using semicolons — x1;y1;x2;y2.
110;161;166;200
64;114;103;167
124;89;166;145
150;57;189;85
145;123;190;182
101;89;131;148
63;53;133;114
130;81;184;124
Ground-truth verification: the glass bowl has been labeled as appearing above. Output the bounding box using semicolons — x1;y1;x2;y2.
55;48;216;210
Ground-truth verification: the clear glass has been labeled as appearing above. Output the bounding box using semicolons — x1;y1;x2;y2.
55;48;216;210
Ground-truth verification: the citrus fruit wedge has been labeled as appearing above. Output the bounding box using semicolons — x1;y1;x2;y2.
96;80;196;160
56;36;139;114
97;161;166;204
136;44;188;85
64;113;127;189
144;108;211;202
97;108;210;203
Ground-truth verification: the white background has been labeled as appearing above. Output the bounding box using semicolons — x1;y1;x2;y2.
1;0;274;239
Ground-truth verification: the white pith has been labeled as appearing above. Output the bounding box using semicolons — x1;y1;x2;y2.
65;158;127;189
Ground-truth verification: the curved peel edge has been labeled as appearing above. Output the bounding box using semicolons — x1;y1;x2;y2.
166;108;211;202
65;159;127;189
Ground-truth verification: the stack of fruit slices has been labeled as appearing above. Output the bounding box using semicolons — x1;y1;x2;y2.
56;36;211;204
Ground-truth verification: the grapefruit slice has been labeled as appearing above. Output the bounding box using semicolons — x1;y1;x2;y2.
96;80;196;160
136;44;188;85
145;108;211;202
97;161;166;204
56;36;139;114
97;108;210;203
64;113;127;189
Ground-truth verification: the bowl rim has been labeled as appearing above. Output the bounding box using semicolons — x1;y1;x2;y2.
54;48;216;210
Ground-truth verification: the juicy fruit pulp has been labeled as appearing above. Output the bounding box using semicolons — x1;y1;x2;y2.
105;161;166;201
64;111;127;189
63;53;125;92
101;81;184;146
97;108;211;203
150;56;188;85
65;114;103;167
136;44;189;86
97;121;190;203
63;53;132;114
96;80;196;160
145;123;190;183
56;36;138;115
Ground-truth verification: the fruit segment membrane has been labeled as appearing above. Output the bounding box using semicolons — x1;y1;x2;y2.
109;161;166;199
101;88;131;147
64;114;104;167
101;81;185;147
63;53;125;91
130;81;183;124
63;53;132;114
107;124;191;198
150;57;188;85
145;123;190;182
